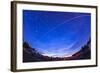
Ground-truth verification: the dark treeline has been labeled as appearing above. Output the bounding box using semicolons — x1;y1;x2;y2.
23;39;91;62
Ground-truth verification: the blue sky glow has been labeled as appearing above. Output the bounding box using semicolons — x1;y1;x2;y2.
23;10;91;57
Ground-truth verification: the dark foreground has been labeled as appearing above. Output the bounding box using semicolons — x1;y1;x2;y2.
23;40;91;62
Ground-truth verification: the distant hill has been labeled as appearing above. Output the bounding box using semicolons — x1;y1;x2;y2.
70;39;91;60
23;39;91;62
23;42;45;62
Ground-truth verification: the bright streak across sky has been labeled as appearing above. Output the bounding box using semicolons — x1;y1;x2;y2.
23;10;91;57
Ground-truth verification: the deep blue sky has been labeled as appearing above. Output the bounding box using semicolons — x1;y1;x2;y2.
23;10;91;57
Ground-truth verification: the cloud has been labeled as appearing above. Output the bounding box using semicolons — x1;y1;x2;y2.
41;41;77;57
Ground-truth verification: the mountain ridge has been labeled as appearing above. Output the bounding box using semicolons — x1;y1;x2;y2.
23;39;91;62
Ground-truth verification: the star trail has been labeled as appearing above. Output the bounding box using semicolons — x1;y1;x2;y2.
23;10;91;57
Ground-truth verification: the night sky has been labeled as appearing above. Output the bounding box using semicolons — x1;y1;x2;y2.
23;10;91;57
